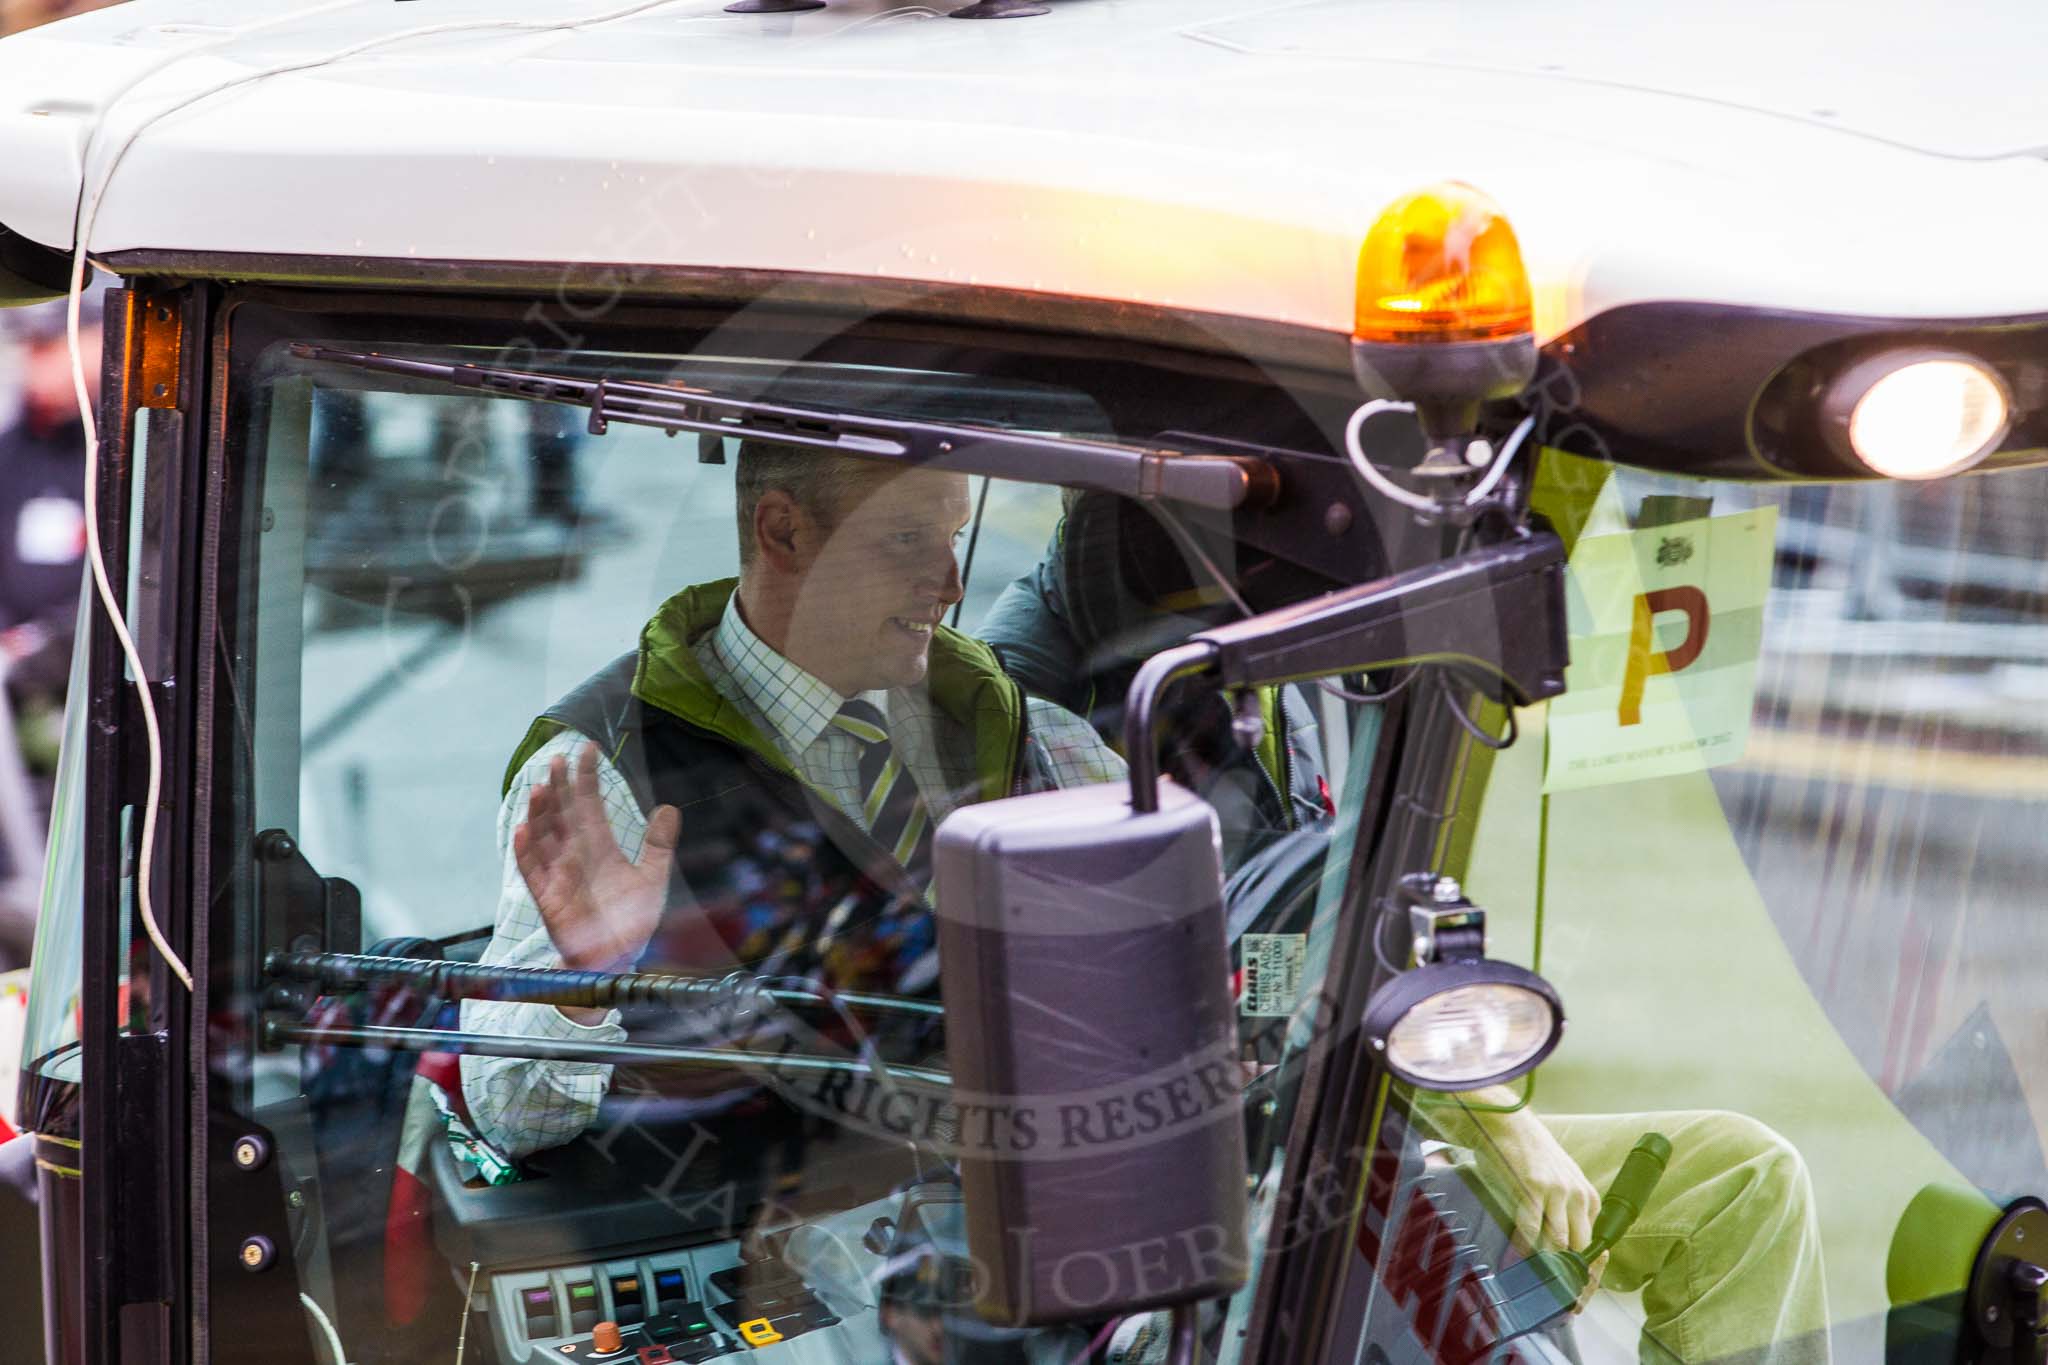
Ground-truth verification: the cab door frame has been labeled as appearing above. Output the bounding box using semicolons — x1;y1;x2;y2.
76;281;213;1365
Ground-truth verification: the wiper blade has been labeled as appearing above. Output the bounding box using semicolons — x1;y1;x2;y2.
289;343;1278;512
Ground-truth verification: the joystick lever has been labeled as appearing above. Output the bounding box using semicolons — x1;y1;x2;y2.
1491;1132;1673;1344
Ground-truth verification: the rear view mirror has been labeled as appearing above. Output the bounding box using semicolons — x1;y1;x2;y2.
934;778;1249;1327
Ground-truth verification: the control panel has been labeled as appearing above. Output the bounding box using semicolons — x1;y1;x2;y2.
482;1187;1098;1364
486;1232;885;1364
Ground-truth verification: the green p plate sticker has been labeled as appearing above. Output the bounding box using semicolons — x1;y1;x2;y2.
1241;933;1307;1018
1544;502;1778;793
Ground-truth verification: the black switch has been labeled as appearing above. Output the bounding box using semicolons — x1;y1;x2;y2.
521;1286;560;1339
611;1273;647;1326
567;1281;600;1334
643;1314;681;1344
671;1304;716;1338
654;1268;690;1312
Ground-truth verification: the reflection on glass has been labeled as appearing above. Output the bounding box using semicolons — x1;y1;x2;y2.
215;322;2048;1365
1452;458;2048;1364
224;334;1348;1365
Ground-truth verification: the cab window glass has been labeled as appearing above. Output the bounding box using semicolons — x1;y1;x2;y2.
216;313;1351;1365
20;403;148;1120
16;590;89;1111
1356;455;2048;1365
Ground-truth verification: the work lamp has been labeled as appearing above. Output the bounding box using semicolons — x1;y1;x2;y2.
1362;875;1565;1091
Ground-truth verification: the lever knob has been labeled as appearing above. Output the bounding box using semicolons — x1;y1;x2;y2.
592;1320;623;1354
1585;1132;1672;1261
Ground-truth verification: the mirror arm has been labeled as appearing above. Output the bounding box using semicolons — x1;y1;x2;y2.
1123;642;1223;814
1123;531;1569;813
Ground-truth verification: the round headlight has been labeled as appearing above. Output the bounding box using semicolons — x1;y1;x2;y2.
1825;351;2012;480
1363;959;1564;1091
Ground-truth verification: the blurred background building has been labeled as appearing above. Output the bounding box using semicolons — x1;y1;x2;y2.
0;288;98;968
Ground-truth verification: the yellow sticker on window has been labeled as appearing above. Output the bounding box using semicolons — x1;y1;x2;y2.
1543;504;1778;793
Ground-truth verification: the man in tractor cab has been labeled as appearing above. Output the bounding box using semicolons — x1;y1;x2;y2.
459;440;1124;1160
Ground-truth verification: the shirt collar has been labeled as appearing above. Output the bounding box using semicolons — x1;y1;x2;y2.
711;592;880;755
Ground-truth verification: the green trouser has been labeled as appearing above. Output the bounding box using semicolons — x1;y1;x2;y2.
1543;1111;1831;1365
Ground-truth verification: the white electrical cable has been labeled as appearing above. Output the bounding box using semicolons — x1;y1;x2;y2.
62;0;705;994
1343;400;1439;514
1465;413;1536;506
298;1293;349;1365
68;252;191;990
1342;400;1535;516
55;8;364;1000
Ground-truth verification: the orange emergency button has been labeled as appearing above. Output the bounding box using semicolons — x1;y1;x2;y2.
738;1318;784;1347
591;1321;623;1354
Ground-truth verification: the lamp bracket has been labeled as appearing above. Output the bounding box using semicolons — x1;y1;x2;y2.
1396;873;1486;965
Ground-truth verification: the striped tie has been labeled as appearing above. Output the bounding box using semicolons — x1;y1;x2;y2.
830;698;934;888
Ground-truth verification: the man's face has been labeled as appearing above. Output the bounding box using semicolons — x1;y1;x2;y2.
785;466;970;695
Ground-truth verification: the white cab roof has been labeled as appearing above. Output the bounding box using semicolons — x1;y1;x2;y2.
5;0;2048;338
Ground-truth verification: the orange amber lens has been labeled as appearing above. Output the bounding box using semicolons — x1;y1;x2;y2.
1354;183;1534;344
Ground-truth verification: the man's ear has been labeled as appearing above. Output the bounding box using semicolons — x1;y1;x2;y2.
753;489;806;572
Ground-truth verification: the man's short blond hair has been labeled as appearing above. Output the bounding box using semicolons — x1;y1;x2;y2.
733;439;894;570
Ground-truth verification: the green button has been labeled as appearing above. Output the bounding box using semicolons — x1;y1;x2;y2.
571;1285;595;1300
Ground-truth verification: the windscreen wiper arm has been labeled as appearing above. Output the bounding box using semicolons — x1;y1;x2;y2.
288;343;1278;512
270;1021;953;1097
264;948;941;1020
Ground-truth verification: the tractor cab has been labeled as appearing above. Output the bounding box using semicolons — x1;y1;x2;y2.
4;3;2048;1364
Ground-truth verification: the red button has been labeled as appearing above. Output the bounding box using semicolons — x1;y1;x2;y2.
637;1348;674;1365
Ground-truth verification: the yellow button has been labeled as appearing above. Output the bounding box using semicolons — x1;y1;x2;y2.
738;1318;784;1347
